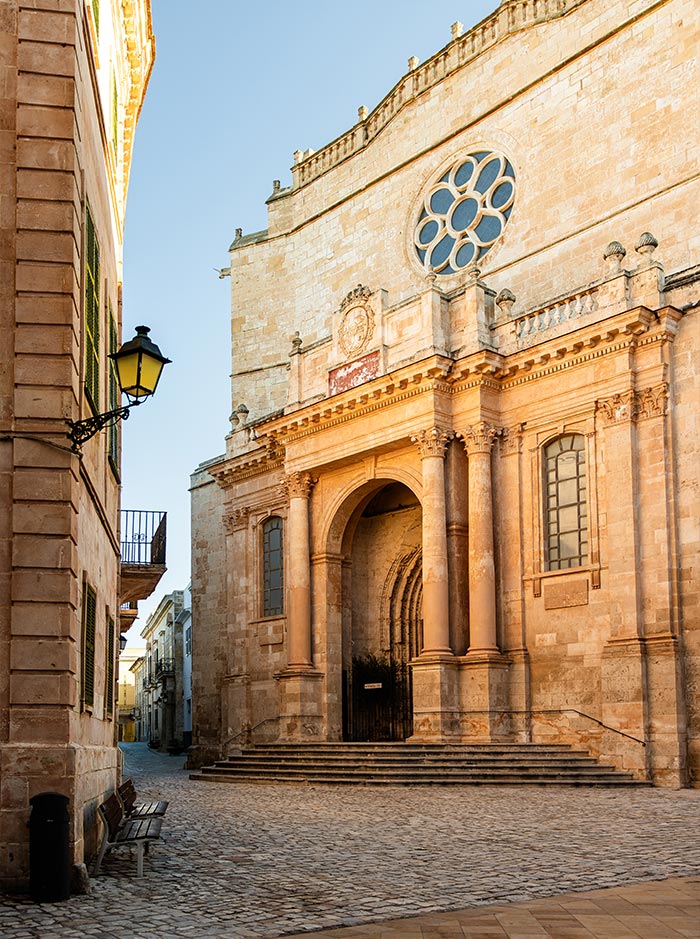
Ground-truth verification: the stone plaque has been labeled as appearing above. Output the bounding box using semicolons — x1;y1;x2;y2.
364;682;382;690
543;579;588;610
329;350;380;395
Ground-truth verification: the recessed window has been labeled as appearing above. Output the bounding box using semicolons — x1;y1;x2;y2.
543;435;588;570
262;516;284;617
414;150;515;275
82;582;97;709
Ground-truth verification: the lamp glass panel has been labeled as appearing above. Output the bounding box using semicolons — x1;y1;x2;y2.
138;355;164;394
115;352;141;394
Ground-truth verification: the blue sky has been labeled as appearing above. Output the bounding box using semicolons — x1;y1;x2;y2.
120;0;497;639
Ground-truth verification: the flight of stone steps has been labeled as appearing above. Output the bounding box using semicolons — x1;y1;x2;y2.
189;742;649;786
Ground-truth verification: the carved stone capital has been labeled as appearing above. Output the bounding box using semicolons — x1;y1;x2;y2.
636;382;668;421
499;423;524;455
596;384;668;426
411;426;453;458
461;421;500;455
596;389;636;425
223;507;249;534
280;471;316;500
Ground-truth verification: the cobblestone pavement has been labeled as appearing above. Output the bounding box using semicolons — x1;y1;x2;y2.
1;743;699;939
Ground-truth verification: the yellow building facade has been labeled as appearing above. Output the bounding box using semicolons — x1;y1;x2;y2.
191;0;699;787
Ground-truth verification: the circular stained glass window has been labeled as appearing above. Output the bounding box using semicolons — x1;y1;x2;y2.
414;150;515;275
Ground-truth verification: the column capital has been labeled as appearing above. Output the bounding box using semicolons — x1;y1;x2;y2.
280;471;316;500
223;507;249;534
460;421;500;455
411;426;453;458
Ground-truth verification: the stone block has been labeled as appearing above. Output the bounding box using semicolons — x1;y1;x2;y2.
18;38;76;77
17;103;75;139
9;671;77;707
16;168;76;202
13;384;75;419
11;601;74;637
11;637;77;673
12;533;77;571
15;260;77;295
12;436;74;469
17;136;78;174
13;501;77;537
12;568;78;605
12;467;76;502
18;10;76;46
16;197;78;234
17;72;74;109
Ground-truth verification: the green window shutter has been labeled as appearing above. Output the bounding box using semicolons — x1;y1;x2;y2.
85;205;100;412
83;584;97;709
108;310;119;465
93;0;100;36
105;615;115;716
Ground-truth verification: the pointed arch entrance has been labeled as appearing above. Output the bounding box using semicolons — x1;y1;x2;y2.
338;482;423;741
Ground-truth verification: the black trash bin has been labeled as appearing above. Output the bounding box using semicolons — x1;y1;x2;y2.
28;792;71;902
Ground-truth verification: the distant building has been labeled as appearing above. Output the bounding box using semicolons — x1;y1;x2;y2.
191;0;699;786
138;587;192;752
0;1;162;892
117;648;146;742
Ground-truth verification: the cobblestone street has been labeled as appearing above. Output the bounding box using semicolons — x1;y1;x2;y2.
1;743;699;938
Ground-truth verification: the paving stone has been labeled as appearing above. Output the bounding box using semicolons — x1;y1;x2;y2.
0;744;698;938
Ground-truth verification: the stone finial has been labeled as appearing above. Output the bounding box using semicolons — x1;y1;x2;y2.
408;55;419;71
272;179;281;193
358;105;368;122
635;231;658;257
234;227;243;240
293;149;303;164
464;263;481;284
495;287;516;316
229;411;240;427
236;403;249;424
290;330;302;355
451;21;464;39
425;271;438;287
603;241;626;272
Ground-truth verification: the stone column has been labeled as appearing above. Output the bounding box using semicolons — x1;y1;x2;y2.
408;428;457;742
458;422;508;742
283;471;315;667
276;471;323;741
410;427;453;655
462;422;499;654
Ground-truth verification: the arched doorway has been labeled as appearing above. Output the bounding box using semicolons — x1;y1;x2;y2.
341;483;422;741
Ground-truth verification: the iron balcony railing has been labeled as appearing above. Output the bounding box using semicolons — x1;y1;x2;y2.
120;510;166;565
155;659;175;678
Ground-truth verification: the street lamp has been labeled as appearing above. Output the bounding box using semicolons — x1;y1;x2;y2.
67;326;171;451
119;634;128;654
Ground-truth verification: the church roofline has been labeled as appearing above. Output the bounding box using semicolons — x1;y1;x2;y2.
290;0;587;192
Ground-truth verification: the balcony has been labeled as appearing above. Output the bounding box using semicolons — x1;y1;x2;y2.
119;510;167;604
154;659;175;679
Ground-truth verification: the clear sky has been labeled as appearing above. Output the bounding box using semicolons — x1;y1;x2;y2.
120;0;497;641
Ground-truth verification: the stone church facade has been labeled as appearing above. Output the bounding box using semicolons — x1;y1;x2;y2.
191;0;699;787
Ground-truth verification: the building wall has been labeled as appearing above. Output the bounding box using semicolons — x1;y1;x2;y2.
192;0;699;786
0;0;153;891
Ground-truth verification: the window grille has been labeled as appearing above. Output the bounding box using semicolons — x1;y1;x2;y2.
543;434;588;570
262;516;284;617
82;583;97;709
85;204;100;411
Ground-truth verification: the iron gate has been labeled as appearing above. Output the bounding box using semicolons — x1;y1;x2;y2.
344;654;413;741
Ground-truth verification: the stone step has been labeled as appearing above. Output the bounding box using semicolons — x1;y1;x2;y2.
192;770;646;787
190;742;647;787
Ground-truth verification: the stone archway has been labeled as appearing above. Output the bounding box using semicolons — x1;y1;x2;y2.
340;482;422;741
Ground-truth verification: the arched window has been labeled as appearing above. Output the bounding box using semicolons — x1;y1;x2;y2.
262;516;284;616
543;434;588;570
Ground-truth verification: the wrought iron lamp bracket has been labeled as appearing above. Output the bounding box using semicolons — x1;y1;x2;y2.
66;400;142;451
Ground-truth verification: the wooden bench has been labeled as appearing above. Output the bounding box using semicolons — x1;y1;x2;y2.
94;793;162;878
117;778;169;820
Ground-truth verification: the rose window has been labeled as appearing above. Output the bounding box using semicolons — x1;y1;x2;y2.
414;151;515;275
